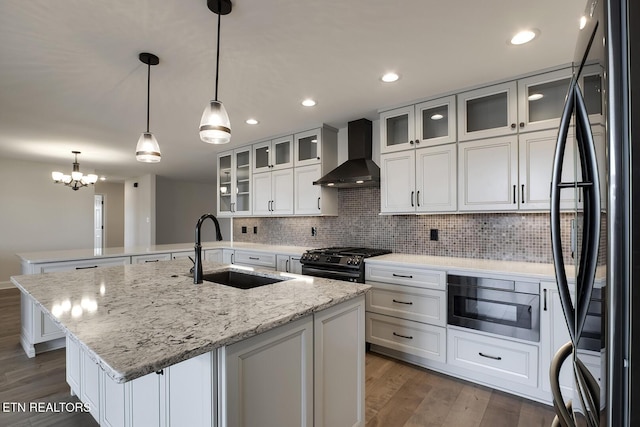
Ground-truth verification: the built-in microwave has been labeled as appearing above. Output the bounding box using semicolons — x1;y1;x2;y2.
447;274;540;342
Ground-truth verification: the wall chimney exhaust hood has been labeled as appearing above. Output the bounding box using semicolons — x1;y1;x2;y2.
313;118;379;188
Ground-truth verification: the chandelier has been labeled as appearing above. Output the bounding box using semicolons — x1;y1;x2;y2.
52;151;98;191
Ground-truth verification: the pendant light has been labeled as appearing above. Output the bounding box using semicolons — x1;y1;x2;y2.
199;0;232;144
136;52;161;163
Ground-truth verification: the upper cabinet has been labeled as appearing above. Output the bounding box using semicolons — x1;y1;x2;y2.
517;68;572;133
294;128;324;167
380;96;456;154
217;147;252;217
457;81;518;141
252;135;293;173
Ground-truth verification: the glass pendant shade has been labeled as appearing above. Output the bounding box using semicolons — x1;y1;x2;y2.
199;100;231;144
51;171;64;182
85;174;99;184
136;132;162;163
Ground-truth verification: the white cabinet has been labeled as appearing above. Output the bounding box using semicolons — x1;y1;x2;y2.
20;256;130;358
252;168;294;216
232;250;276;270
457;81;518;141
365;264;447;364
276;254;303;274
204;249;223;263
313;297;365;427
66;335;82;396
223;316;314;427
294;164;338;216
380;144;457;213
252;135;293;173
217;147;252;217
100;351;215;427
171;251;194;260
294;127;336;168
380;96;456;154
517;68;572;133
131;253;172;264
458;135;519;211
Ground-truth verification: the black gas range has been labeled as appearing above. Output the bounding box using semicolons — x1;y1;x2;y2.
300;247;391;283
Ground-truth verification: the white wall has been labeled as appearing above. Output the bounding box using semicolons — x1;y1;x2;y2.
155;176;228;244
0;157;94;282
94;181;124;248
124;174;156;248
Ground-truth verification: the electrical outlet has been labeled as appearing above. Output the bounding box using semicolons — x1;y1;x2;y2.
253;226;258;234
430;229;439;241
241;226;247;234
311;227;317;237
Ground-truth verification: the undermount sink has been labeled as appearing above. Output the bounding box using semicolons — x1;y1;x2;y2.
200;269;289;289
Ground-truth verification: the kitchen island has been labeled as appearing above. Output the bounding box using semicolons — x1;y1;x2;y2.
10;258;368;427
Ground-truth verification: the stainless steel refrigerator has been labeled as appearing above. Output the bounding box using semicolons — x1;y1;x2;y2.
549;0;638;426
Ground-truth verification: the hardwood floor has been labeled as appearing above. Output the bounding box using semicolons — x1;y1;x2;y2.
0;288;556;426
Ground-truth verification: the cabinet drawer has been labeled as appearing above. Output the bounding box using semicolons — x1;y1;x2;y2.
447;327;538;387
37;257;130;273
366;282;446;327
365;264;445;290
233;250;276;268
131;253;172;264
366;312;445;363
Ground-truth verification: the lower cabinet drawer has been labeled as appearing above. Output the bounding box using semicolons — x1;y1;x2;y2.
233;250;276;268
366;282;446;327
366;312;446;363
447;327;538;387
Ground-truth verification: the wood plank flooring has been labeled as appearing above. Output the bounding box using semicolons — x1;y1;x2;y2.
0;287;556;426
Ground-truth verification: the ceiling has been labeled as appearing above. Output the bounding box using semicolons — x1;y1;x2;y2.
0;0;585;183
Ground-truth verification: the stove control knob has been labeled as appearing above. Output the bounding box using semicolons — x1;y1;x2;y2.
313;255;319;261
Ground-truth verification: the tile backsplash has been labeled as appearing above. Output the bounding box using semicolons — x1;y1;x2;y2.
233;187;589;264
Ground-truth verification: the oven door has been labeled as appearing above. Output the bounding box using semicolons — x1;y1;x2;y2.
448;284;540;342
301;265;363;283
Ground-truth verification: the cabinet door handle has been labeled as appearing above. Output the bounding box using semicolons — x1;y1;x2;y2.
521;184;525;204
393;332;413;340
392;299;413;305
409;140;414;145
76;265;98;270
543;289;548;311
513;185;516;204
392;273;413;279
285;259;289;272
415;139;420;144
231;253;234;264
156;370;164;375
411;191;414;207
519;122;525;128
144;259;159;263
317;197;321;210
416;191;420;207
479;352;502;361
510;123;516;129
249;257;260;260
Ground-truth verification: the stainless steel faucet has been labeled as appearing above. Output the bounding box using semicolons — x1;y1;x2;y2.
194;213;223;284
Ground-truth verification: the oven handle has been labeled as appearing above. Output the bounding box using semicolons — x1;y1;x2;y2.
301;266;362;280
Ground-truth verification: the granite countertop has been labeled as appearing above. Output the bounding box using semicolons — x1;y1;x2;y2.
16;242;313;264
10;258;369;383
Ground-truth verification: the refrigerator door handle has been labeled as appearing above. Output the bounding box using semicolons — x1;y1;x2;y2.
550;78;577;343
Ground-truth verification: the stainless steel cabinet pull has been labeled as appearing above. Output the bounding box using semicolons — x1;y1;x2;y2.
521;184;525;204
393;332;413;340
479;352;502;361
392;299;413;305
411;191;414;207
416;191;420;207
543;289;548;311
76;265;98;270
145;260;159;263
249;257;260;260
392;273;413;279
513;185;516;204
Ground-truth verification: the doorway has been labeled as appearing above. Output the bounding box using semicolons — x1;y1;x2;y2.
94;194;104;251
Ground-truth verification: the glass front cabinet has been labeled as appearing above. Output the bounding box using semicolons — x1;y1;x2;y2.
517;68;572;133
217;147;252;217
252;135;293;173
457;81;518;141
380;95;456;154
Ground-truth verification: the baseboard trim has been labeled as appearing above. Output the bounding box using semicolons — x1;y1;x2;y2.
0;280;15;290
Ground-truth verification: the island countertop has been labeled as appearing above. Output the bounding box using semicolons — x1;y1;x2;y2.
10;258;370;383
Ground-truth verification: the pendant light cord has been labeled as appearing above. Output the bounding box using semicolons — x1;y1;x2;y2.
146;61;151;133
214;0;221;101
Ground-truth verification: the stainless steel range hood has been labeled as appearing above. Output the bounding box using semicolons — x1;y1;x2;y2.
313;118;380;188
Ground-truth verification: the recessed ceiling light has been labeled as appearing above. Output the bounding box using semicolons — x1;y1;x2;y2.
245;118;259;125
302;99;316;107
510;29;538;45
381;72;399;83
528;93;544;101
430;114;444;120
